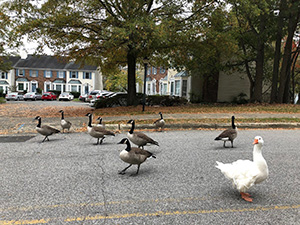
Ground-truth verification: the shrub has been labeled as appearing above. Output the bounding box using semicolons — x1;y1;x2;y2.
48;90;61;97
36;88;42;94
70;91;80;98
147;95;188;106
232;92;249;104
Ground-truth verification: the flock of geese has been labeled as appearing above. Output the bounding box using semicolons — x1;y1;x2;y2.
33;112;268;202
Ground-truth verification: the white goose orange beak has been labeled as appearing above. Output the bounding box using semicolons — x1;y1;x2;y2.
253;138;258;145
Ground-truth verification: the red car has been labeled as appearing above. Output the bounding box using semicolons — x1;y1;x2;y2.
42;92;57;101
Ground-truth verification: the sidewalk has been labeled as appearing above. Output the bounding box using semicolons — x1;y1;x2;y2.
1;112;300;135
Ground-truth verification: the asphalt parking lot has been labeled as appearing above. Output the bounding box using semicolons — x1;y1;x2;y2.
0;129;299;224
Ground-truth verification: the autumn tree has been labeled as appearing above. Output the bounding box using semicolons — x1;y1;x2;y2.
0;10;13;71
4;0;192;105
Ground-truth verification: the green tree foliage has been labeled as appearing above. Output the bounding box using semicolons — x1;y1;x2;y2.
5;0;192;105
0;10;12;71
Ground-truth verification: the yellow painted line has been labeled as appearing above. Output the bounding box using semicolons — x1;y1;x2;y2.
1;204;299;225
0;219;49;225
0;197;207;212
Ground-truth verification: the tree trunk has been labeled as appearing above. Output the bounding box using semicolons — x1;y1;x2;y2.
270;0;286;103
277;2;300;103
127;48;137;106
251;14;265;103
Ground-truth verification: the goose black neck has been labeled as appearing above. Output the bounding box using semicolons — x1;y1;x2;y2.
61;112;64;120
160;113;163;119
232;116;236;129
88;115;92;127
125;140;131;152
37;118;41;128
98;118;102;124
129;121;135;134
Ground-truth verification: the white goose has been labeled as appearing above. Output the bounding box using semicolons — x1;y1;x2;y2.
216;136;268;202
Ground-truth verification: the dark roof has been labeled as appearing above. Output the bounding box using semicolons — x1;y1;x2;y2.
15;55;68;69
14;55;98;71
65;61;97;71
4;56;22;66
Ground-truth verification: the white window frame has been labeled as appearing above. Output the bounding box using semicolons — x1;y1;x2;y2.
45;70;52;78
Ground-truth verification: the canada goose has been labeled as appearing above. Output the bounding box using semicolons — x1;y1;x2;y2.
127;119;159;149
85;113;115;145
33;116;60;142
96;116;105;128
118;138;156;175
59;110;72;133
216;136;268;202
153;112;165;131
214;116;237;148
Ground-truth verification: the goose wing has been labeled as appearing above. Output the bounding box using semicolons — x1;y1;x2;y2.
136;132;159;145
216;128;236;140
41;125;60;134
132;147;156;158
93;126;115;136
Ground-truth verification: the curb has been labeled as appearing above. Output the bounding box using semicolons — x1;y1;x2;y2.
1;122;300;136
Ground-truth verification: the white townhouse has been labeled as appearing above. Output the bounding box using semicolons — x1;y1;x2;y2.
64;61;103;95
13;55;103;95
0;56;21;94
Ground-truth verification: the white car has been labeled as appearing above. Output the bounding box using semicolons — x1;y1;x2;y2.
23;92;42;101
58;92;74;101
5;92;24;101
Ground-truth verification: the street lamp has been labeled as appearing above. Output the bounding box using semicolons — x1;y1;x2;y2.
142;57;148;112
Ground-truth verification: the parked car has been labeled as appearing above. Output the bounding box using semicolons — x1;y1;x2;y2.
79;93;88;102
42;92;57;101
58;92;74;101
86;90;112;102
23;92;42;101
5;92;24;101
96;91;115;99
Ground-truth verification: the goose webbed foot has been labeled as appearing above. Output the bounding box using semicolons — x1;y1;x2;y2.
240;192;253;202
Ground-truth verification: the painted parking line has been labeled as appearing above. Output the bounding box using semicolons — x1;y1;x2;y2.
1;204;299;225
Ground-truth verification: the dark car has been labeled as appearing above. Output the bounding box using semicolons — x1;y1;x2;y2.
42;92;57;101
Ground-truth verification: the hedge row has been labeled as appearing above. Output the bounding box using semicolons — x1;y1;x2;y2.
94;94;188;108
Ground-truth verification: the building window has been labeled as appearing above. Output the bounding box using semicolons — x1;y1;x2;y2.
44;70;52;78
18;83;24;91
85;85;89;94
71;85;77;92
161;83;167;95
57;71;65;78
30;70;38;77
147;68;151;75
31;83;37;92
147;83;151;95
160;67;166;74
170;81;174;95
18;69;25;76
182;80;187;97
153;67;157;75
1;71;7;79
70;71;77;78
175;80;180;96
84;72;91;79
56;84;62;91
152;81;156;94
